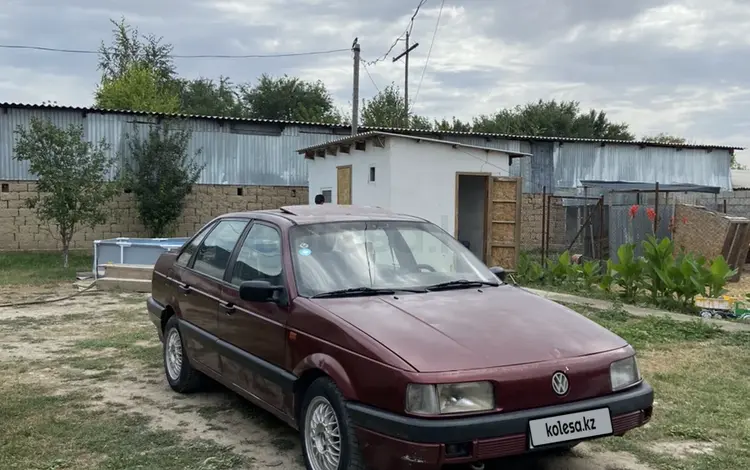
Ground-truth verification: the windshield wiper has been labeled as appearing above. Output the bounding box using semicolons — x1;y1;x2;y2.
425;279;499;291
311;287;427;299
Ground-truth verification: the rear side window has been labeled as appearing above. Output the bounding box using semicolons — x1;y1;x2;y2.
192;220;248;279
176;222;215;266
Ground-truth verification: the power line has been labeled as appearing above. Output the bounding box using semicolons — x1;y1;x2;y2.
361;61;381;93
0;43;351;59
364;0;428;66
411;0;444;111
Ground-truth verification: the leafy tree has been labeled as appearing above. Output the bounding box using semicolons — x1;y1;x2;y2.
13;118;119;267
239;74;343;123
641;133;687;144
434;117;472;132
95;64;181;113
123;122;204;237
98;17;176;83
360;84;431;129
178;76;245;117
472;99;635;140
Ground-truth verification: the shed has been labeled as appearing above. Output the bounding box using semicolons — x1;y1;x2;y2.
297;131;532;270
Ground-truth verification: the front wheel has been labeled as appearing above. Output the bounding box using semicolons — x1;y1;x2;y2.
300;377;365;470
163;315;203;393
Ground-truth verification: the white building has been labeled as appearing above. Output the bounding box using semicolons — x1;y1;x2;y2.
297;132;531;269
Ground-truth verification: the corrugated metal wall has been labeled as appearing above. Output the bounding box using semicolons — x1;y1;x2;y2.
0;108;343;185
553;142;733;191
1;107;734;192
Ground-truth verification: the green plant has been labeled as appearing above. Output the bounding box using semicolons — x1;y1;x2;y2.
547;251;577;286
13;118;119;267
516;252;544;285
703;255;737;298
611;243;643;302
599;259;615;292
665;252;705;310
123;122;204;237
578;260;602;290
641;235;675;305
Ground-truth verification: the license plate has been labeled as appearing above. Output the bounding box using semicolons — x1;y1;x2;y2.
528;407;612;447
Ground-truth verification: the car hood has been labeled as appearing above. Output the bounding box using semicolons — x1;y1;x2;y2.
310;285;628;373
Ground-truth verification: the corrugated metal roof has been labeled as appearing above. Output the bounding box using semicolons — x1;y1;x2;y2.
296;131;534;157
1;101;742;151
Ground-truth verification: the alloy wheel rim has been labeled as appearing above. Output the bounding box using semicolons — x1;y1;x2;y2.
304;396;342;470
165;328;183;381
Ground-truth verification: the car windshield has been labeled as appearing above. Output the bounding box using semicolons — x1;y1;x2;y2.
289;220;499;297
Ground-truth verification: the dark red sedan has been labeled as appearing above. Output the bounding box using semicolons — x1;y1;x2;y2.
147;204;653;470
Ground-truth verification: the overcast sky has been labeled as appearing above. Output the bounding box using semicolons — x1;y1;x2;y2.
0;0;748;163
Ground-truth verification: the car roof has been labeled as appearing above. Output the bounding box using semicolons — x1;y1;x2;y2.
220;205;428;226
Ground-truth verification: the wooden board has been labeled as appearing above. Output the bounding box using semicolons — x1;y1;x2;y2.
336;165;352;204
486;176;521;271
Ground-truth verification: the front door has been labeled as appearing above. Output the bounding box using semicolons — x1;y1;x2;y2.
178;218;249;373
218;221;290;410
486;176;521;271
337;165;352;204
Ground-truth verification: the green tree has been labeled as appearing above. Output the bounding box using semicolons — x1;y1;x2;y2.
434;117;472;132
360;84;431;129
472;99;635;140
178;76;245;117
641;133;687;144
98;17;176;83
13;118;119;267
123;122;204;237
95;64;181;113
239;74;343;122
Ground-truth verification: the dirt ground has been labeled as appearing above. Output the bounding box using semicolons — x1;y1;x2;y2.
0;285;656;470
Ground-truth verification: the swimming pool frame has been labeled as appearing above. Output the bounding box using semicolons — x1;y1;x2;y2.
93;237;188;279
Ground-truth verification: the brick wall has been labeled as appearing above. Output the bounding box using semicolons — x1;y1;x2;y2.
0;181;308;251
520;193;567;252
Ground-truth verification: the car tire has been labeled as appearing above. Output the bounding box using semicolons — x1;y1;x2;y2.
300;377;365;470
163;315;202;393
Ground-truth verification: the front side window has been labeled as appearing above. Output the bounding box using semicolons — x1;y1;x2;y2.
230;223;283;286
176;222;215;266
192;219;248;279
289;221;497;297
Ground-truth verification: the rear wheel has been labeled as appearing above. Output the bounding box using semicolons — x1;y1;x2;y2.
300;377;364;470
163;315;202;393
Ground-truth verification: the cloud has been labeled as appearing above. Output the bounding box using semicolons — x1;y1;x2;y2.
0;0;747;164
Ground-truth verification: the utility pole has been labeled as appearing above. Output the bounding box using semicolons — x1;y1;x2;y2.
392;31;418;128
351;38;360;136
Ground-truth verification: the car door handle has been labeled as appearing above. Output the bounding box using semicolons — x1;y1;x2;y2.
177;284;191;294
219;302;235;315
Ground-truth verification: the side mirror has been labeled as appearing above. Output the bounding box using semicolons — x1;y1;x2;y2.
239;280;282;302
489;266;507;282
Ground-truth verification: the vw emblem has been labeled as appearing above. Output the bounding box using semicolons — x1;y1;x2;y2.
551;371;569;396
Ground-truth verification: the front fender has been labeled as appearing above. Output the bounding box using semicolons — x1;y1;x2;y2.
293;353;358;401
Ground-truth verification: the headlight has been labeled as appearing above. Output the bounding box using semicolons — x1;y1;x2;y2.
405;382;495;415
610;356;641;391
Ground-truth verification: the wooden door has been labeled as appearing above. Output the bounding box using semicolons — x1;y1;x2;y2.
336;165;352;204
486;176;521;271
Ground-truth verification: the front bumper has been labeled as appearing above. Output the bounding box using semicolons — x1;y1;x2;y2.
348;381;654;469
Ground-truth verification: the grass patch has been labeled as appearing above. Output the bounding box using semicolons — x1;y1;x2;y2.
568;304;750;470
570;304;722;349
0;251;93;286
0;384;247;470
70;329;162;370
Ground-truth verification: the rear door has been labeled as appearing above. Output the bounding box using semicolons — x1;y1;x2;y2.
177;218;249;373
218;220;291;410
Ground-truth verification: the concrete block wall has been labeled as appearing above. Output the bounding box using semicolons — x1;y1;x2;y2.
520;194;567;252
0;181;308;251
